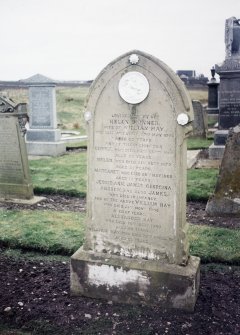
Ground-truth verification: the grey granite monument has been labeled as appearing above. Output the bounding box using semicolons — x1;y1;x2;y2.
70;50;200;311
25;74;66;156
209;17;240;159
0;96;34;201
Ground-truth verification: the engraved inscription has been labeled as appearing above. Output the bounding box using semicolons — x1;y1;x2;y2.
219;90;240;128
29;87;53;128
90;92;177;259
0;118;24;183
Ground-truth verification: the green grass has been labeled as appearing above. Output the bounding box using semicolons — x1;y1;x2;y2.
187;137;212;150
187;88;208;105
57;86;89;133
189;225;240;264
2;88;28;104
1;248;69;262
29;151;87;197
66;140;87;149
187;168;218;201
0;210;85;255
0;208;239;264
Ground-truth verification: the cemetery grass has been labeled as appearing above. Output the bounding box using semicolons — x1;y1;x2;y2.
0;207;240;264
57;86;89;133
29;151;87;197
187;88;208;104
187;138;213;150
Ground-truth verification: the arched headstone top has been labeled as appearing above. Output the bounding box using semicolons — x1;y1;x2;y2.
85;50;193;124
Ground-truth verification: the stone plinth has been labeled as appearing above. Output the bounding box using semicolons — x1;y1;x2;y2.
71;249;200;311
70;50;200;311
26;141;66;156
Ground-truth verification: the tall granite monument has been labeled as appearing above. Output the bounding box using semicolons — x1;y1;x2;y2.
25;74;66;156
209;17;240;158
71;51;200;311
0;96;34;200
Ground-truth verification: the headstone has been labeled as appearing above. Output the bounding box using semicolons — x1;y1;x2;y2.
0;96;34;200
191;100;208;138
25;74;66;156
206;124;240;216
209;17;240;159
70;50;200;311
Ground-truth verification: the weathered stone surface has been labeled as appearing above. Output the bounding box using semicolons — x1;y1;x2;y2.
214;130;229;145
28;86;57;130
71;50;200;310
191;100;207;138
71;249;200;312
208;144;225;160
25;76;66;156
206;124;240;216
27;141;66;157
0;97;34;200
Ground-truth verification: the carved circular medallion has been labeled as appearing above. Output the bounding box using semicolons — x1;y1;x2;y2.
177;113;189;126
118;71;149;104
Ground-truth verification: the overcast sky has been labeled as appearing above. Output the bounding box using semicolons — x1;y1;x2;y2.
1;0;239;81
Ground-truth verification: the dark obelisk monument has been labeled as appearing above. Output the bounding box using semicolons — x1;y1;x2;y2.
209;17;240;159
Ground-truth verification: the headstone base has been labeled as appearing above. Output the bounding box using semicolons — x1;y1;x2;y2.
26;129;62;142
26;141;66;156
0;195;46;205
70;248;200;312
208;143;225;160
214;130;229;145
0;182;34;200
206;196;240;217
